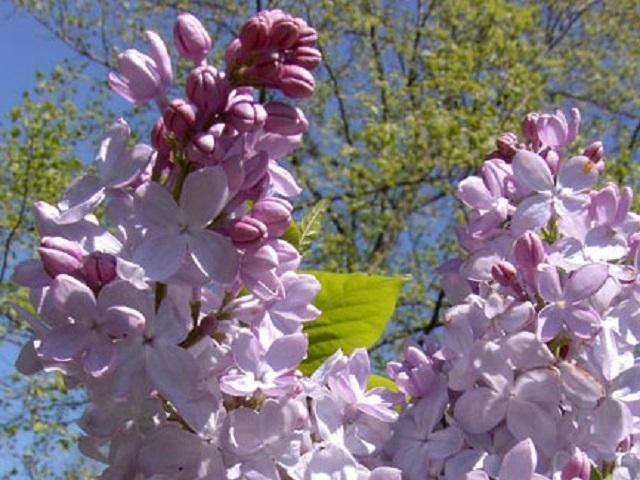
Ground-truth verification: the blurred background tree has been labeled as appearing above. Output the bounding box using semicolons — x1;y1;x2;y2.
1;0;639;476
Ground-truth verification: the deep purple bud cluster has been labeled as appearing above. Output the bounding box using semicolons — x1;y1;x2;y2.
225;9;321;99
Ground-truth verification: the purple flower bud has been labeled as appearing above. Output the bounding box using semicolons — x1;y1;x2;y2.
536;108;581;148
278;64;315;99
245;51;282;83
173;13;212;64
239;14;271;52
151;117;171;155
229;216;268;249
38;237;87;278
186;65;230;114
514;231;545;270
82;252;117;290
496;132;518;160
387;345;438;398
264;101;308;135
561;449;590;480
187;131;217;164
251;197;293;237
151;124;171;176
163;99;196;141
521;112;540;145
491;261;518;286
227;96;267;132
286;46;322;70
224;38;246;70
108;31;172;105
269;15;300;50
293;18;318;47
583;140;604;164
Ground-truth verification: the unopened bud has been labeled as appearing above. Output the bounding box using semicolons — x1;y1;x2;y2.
38;237;87;278
187;131;217;164
82;252;117;290
239;14;271;52
521;112;540;145
174;13;212;64
293;18;317;47
224;38;246;71
286;46;322;70
186;65;230;114
229;216;268;249
264;101;308;135
269;15;300;50
163;99;196;141
491;261;518;286
227;96;267;132
279;64;315;99
496;132;518;160
514;231;545;270
151;117;171;155
583;141;604;164
245;51;282;83
561;449;590;480
251;197;293;237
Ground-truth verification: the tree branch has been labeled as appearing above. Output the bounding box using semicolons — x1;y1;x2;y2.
0;147;34;284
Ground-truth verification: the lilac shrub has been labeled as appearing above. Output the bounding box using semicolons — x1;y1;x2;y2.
385;109;640;479
11;10;401;479
11;8;640;480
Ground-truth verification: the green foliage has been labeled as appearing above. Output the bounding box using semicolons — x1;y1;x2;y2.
300;271;404;375
0;65;95;478
367;373;398;392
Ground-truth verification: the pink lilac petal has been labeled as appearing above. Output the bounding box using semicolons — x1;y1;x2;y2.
81;337;116;377
133;232;187;280
144;30;172;87
265;333;307;372
134;182;180;231
180;166;229;227
457;176;495;210
512;150;554;193
454;387;508;434
564;306;600;338
564;263;608;302
511;194;553;234
188;229;238;284
498;439;537;480
558;155;598;191
49;274;97;325
57;175;106;224
38;324;94;361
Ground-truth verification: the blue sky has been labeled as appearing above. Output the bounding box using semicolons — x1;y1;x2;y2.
0;7;93;477
0;7;74;120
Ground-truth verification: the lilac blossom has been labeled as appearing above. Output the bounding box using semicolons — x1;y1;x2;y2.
536;263;608;340
511;149;598;234
133;165;238;282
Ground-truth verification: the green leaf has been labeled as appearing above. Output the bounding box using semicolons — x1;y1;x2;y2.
300;271;404;375
281;221;301;249
297;199;329;253
368;374;398;392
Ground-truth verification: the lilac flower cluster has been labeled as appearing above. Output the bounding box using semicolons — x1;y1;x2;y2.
384;109;640;478
12;11;402;479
